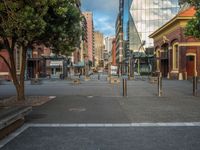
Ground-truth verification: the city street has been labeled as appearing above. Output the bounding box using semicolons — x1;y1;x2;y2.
0;76;200;149
0;0;200;149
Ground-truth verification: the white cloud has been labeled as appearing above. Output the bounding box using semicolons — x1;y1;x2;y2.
94;16;115;36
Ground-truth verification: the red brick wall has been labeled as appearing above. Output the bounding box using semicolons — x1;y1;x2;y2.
0;50;10;80
153;26;200;79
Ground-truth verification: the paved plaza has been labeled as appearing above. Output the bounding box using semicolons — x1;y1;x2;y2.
0;75;200;149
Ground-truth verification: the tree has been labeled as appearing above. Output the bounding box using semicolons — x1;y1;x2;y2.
179;0;200;39
41;0;82;55
0;0;82;101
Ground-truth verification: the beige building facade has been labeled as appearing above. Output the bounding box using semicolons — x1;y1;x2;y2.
94;31;104;68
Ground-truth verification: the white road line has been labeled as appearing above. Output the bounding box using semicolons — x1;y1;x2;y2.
1;122;200;148
27;122;200;127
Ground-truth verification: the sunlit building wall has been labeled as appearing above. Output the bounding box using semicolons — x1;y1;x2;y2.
83;12;94;62
94;31;104;67
105;36;115;53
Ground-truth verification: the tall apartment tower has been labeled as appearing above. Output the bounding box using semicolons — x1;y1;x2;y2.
82;12;94;63
115;0;124;64
94;31;104;68
80;15;88;62
105;36;115;53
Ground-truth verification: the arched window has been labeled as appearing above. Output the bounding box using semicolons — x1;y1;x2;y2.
172;43;179;70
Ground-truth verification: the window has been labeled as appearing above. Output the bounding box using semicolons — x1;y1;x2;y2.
173;43;179;70
187;56;194;61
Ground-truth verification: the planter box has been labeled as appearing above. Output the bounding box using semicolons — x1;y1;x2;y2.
149;76;158;84
30;78;42;85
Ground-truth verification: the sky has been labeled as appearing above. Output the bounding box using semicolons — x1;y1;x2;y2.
81;0;119;37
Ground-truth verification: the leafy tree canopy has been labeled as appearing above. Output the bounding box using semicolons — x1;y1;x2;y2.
179;0;200;9
0;0;82;101
0;0;82;53
179;0;200;39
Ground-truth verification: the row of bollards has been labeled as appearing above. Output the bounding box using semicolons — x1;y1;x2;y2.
122;74;198;97
157;73;198;97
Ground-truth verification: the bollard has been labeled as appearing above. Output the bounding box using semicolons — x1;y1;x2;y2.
193;76;198;96
123;78;127;97
158;73;162;97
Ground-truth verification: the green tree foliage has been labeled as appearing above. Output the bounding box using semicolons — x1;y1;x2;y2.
179;0;200;9
42;0;82;55
0;0;82;101
185;10;200;39
179;0;200;39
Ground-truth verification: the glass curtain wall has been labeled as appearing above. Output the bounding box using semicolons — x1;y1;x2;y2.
130;0;180;50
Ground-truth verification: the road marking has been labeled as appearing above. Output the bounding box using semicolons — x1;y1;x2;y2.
27;122;200;127
1;122;200;148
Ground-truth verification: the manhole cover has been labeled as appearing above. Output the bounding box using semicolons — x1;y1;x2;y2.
68;108;86;112
87;96;93;98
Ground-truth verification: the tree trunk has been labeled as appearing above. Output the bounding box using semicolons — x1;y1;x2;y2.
15;84;25;101
1;38;27;101
18;45;27;101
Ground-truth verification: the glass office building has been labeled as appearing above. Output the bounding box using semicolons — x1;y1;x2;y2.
129;0;180;50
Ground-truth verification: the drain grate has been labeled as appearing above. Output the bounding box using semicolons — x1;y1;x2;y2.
68;108;86;112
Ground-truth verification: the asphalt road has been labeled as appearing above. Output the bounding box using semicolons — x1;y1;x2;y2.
1;126;200;150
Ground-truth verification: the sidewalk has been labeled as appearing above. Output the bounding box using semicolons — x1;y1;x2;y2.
1;78;200;150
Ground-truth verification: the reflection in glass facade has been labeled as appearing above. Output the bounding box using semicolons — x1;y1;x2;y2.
129;0;180;50
122;0;132;41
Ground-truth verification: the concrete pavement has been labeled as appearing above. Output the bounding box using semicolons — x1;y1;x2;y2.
1;76;200;149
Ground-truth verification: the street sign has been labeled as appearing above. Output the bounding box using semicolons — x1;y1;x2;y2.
111;65;118;75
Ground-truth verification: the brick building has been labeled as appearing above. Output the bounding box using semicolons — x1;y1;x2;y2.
0;50;10;80
149;7;200;79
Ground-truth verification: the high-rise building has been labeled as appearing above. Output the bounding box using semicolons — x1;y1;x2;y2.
129;0;180;50
111;39;117;66
115;0;124;64
105;36;115;53
82;12;94;63
80;15;88;62
94;31;104;67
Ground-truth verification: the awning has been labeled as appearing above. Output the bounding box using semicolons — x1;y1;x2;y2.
50;61;63;67
73;61;85;67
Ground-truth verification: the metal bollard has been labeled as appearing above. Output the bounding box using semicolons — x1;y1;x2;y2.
193;76;198;96
123;78;127;97
158;73;162;97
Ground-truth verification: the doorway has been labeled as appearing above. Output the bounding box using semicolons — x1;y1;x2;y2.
186;55;195;77
161;59;169;77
